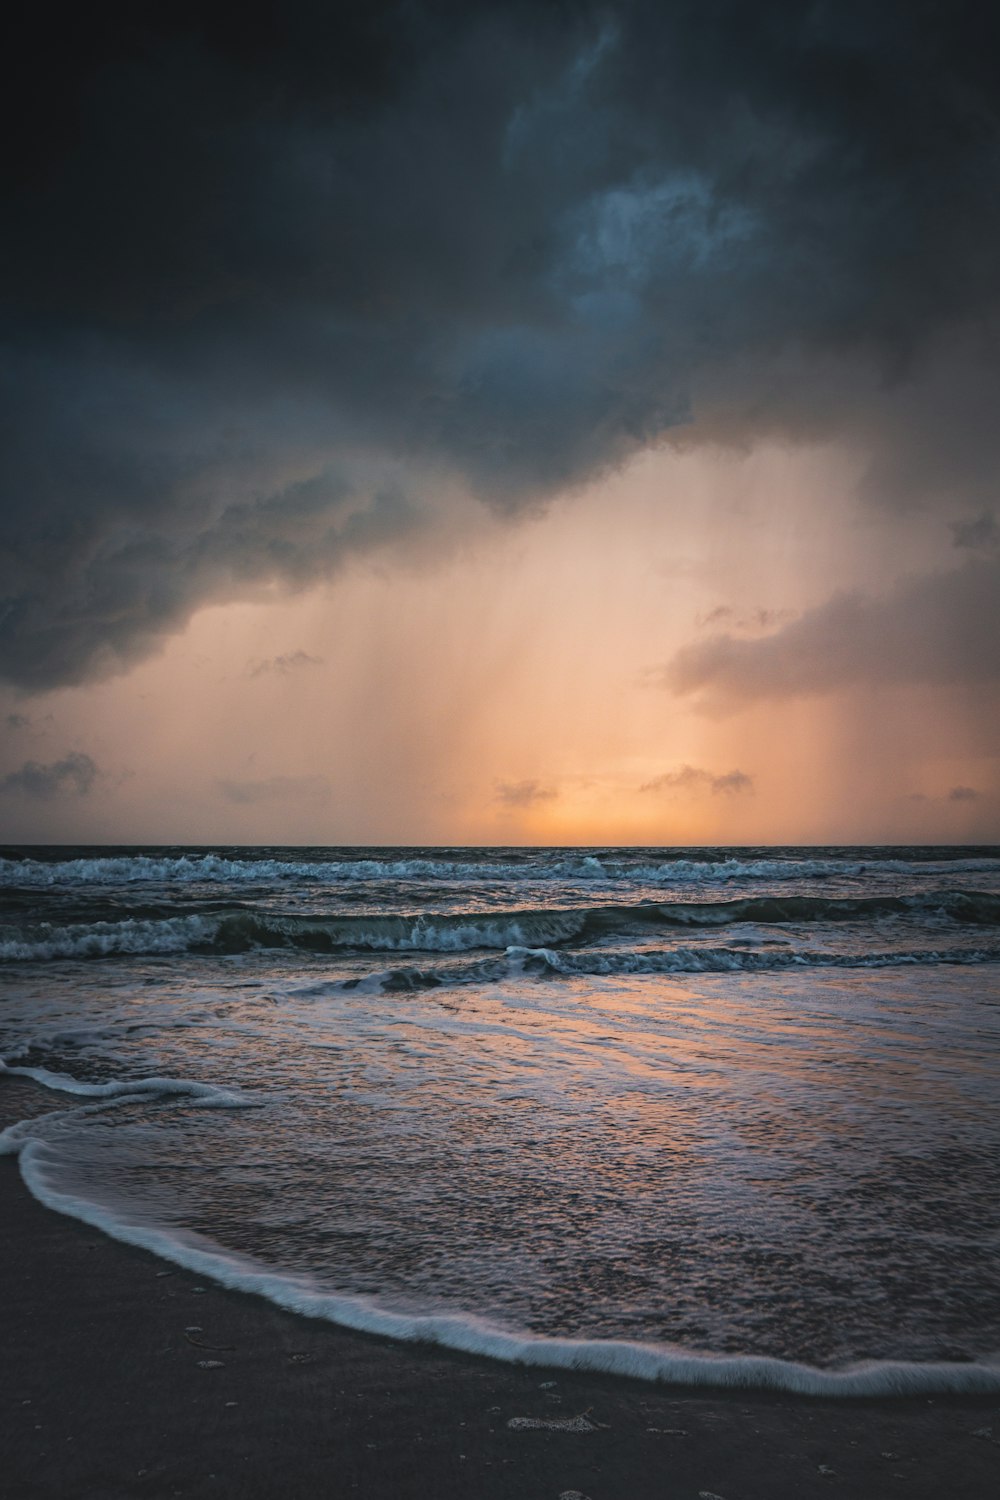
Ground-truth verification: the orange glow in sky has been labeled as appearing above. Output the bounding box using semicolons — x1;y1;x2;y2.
4;441;995;844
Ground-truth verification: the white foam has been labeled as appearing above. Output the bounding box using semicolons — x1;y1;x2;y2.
268;910;588;954
0;1057;253;1113
4;851;998;890
9;1123;1000;1397
0;854;541;886
3;1059;999;1397
0;854;321;886
0;914;218;962
503;943;1000;977
626;856;1000;884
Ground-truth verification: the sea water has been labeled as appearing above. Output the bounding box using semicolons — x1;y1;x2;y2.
1;845;999;1394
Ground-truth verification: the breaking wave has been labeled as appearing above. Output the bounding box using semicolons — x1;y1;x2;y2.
334;942;1000;993
4;850;1000;889
502;942;1000;979
0;914;218;962
4;889;998;963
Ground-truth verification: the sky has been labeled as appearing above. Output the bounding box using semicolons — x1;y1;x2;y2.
1;0;998;844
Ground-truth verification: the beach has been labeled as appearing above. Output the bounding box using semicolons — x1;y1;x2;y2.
3;844;1000;1499
4;1073;998;1500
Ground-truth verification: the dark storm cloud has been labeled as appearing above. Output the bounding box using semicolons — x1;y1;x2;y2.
661;555;1000;709
639;765;753;795
494;778;558;807
0;752;99;799
3;1;1000;688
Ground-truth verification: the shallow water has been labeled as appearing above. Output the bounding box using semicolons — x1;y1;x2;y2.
2;845;999;1393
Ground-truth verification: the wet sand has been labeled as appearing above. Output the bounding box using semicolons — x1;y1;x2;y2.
3;1077;999;1499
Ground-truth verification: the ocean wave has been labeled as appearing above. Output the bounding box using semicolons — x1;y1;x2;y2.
0;853;362;887
2;1073;997;1396
505;943;1000;978
624;856;1000;885
4;889;998;963
0;852;608;887
0;909;592;962
651;889;1000;927
0;1057;253;1127
294;941;1000;996
0;914;218;962
3;850;1000;889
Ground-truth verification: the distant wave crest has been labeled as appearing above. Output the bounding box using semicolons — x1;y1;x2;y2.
4;851;1000;889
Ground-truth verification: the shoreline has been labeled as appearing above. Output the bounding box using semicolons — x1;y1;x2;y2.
3;1079;999;1498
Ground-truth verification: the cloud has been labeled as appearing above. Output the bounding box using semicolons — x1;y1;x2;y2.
4;3;1000;688
951;512;998;554
907;786;987;805
695;606;795;631
640;765;753;795
5;713;29;730
249;651;324;678
216;775;331;805
494;778;558;808
0;751;99;799
661;556;1000;708
697;606;734;628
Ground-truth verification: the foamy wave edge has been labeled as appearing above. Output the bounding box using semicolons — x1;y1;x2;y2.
4;852;1000;888
2;1063;998;1399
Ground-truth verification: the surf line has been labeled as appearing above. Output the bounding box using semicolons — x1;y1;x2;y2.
2;1061;999;1399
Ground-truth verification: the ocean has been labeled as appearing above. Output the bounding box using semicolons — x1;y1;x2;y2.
2;844;999;1396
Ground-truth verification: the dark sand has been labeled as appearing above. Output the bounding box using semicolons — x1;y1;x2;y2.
3;1077;999;1500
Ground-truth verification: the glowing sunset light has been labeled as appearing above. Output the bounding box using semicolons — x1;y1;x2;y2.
4;437;993;843
0;5;997;844
3;13;1000;1495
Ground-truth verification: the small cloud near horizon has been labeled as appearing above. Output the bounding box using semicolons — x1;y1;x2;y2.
695;605;795;631
951;512;997;554
494;779;558;808
249;651;325;678
640;765;753;796
216;774;331;805
0;751;99;799
948;785;980;802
